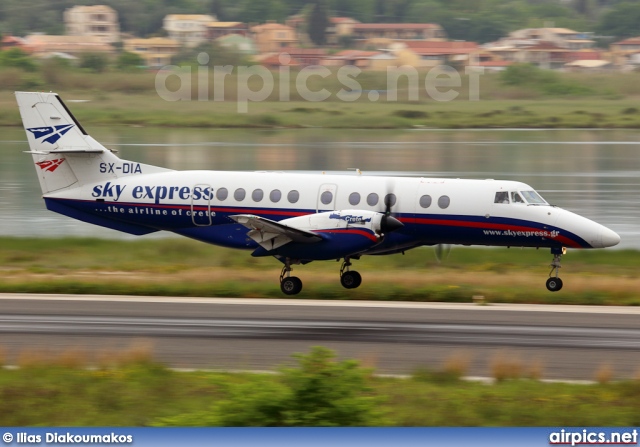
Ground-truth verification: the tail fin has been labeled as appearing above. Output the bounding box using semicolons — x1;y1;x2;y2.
15;91;170;195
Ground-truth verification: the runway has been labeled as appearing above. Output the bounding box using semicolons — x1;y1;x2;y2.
1;294;639;380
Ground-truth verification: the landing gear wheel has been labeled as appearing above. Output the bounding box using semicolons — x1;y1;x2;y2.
281;276;303;295
546;277;563;292
340;271;362;289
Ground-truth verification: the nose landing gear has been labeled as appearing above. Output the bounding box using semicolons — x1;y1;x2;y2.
340;258;362;289
546;247;565;292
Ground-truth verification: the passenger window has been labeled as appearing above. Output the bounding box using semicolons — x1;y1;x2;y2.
438;195;450;209
494;192;509;204
367;193;379;207
320;191;333;205
349;192;360;206
511;192;525;204
287;190;299;203
216;187;228;201
252;189;264;202
234;188;246;201
270;189;282;203
419;195;432;208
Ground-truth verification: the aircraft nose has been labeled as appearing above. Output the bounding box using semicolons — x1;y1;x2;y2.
600;226;621;248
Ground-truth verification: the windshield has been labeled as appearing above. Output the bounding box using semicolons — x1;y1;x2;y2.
521;190;547;205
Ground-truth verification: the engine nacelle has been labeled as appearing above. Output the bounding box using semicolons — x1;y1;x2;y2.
250;210;403;260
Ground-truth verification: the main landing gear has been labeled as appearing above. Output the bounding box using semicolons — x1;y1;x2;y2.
280;259;302;296
340;258;362;289
278;257;363;295
546;247;565;292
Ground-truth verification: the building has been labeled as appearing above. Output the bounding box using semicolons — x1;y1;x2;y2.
350;23;446;46
277;47;327;66
25;34;114;58
505;28;594;50
610;37;640;66
251;22;298;53
1;35;31;52
395;41;481;68
64;5;120;44
123;37;180;68
215;34;256;56
322;50;383;68
285;15;360;46
164;14;217;48
207;22;248;40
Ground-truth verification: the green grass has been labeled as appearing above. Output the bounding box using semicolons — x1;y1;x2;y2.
1;346;640;426
2;69;640;129
1;237;639;305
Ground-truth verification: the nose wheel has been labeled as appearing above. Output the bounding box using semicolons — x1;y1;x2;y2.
280;260;302;295
546;249;564;292
340;258;362;289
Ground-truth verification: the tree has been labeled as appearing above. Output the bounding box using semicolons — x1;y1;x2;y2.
597;1;640;39
308;0;330;46
0;48;37;72
79;53;109;73
117;51;145;70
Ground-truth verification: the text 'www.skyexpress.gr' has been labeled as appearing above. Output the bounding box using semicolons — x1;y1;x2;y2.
483;229;560;238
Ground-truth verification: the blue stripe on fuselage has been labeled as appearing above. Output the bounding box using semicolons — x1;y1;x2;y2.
43;198;592;250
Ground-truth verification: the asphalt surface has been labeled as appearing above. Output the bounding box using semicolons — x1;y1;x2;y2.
1;294;639;380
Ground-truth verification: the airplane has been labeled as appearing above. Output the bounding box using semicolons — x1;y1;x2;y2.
15;91;621;295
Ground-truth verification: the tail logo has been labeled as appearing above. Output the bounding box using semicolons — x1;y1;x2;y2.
27;124;75;145
36;159;65;173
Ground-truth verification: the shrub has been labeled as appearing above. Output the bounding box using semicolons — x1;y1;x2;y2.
393;110;429;119
155;346;383;426
0;48;37;72
117;51;145;71
500;63;594;97
79;53;108;73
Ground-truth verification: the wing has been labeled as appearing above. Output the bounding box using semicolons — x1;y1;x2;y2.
230;214;322;251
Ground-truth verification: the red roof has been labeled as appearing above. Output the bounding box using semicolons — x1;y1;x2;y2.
476;60;513;67
352;23;439;31
279;47;327;56
526;41;566;51
403;40;477;50
260;53;300;66
615;37;640;45
330;50;381;59
331;17;359;24
402;40;479;55
565;51;601;61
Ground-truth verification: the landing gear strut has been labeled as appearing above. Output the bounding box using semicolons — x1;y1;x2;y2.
340;258;362;289
546;247;565;292
280;258;302;295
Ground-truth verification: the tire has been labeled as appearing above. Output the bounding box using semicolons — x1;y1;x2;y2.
546;277;563;292
281;276;303;295
340;271;362;289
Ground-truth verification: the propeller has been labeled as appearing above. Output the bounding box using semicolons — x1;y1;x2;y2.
434;244;451;263
380;182;403;234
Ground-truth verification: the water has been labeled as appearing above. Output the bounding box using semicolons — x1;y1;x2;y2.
2;127;639;248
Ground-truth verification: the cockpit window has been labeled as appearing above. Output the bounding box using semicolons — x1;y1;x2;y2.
521;190;547;205
511;192;525;204
494;192;509;204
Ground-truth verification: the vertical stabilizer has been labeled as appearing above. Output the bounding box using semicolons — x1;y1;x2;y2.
15;91;171;195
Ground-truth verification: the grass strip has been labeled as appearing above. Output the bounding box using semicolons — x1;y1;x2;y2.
1;237;639;305
0;345;639;426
